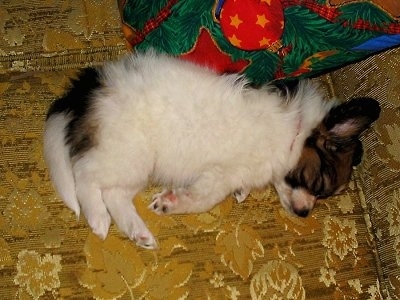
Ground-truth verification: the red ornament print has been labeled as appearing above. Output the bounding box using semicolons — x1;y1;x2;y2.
219;0;284;51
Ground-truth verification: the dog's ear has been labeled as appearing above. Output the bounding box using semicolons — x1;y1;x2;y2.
324;97;380;139
352;140;363;166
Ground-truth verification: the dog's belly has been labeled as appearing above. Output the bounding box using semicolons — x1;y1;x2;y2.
76;137;275;195
151;147;277;191
81;114;285;193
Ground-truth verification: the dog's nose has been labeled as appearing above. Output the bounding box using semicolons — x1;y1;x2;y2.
293;208;309;218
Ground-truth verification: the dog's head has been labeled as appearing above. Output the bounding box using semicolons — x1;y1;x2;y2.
275;97;380;217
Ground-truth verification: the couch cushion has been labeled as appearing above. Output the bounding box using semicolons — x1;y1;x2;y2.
0;1;388;298
0;63;383;300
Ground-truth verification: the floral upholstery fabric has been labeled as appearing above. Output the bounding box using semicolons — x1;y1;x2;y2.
328;49;400;298
0;1;399;299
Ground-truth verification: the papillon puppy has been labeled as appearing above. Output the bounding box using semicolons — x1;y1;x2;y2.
44;51;380;249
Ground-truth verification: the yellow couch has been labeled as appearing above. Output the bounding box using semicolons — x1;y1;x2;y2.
0;1;399;299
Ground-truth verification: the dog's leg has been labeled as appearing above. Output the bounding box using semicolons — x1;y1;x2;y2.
76;182;111;240
149;170;233;215
102;188;157;249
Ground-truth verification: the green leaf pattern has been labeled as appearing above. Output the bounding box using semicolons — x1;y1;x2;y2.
123;0;400;83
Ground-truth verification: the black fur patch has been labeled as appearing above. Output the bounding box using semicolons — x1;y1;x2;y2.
47;67;101;157
270;79;300;98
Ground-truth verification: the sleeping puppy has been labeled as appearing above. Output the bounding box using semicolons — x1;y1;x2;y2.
43;51;380;249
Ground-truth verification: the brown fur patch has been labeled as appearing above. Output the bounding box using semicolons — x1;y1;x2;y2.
286;124;360;199
69;118;98;158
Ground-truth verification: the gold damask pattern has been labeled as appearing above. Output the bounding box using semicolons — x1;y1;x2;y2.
0;1;399;299
0;0;125;72
330;48;400;299
14;250;62;299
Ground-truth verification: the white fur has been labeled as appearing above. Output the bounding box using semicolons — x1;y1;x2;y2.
44;51;335;249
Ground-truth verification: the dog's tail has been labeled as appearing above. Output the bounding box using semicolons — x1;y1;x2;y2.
43;113;80;217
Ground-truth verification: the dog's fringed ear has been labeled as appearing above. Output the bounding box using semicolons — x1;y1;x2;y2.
325;97;381;139
352;140;363;166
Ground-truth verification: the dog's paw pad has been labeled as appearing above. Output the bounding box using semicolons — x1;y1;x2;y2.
149;190;177;215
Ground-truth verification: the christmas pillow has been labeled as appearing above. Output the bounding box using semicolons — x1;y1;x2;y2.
119;0;400;85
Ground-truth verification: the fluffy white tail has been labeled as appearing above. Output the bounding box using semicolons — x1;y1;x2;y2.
43;114;80;217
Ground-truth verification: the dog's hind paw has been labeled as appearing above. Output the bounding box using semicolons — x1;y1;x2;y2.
87;212;112;240
126;221;158;249
135;233;158;249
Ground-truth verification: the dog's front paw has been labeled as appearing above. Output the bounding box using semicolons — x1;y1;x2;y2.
233;188;250;203
149;189;178;215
